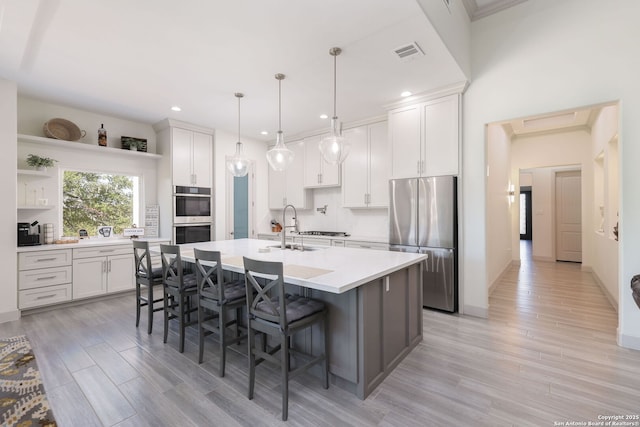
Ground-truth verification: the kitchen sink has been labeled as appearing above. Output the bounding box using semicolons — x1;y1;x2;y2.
268;244;323;252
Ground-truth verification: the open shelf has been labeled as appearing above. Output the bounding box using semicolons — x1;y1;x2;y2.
18;205;56;210
18;169;52;177
18;134;162;160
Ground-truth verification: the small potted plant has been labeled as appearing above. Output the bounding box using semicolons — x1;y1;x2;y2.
26;154;58;171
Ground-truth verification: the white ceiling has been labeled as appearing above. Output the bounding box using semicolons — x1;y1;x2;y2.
0;0;520;142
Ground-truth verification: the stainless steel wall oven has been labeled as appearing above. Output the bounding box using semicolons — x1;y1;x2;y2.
173;186;212;224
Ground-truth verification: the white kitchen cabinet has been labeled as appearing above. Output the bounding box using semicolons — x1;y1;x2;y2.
268;139;311;209
303;134;340;188
72;245;134;299
171;127;212;187
18;249;73;309
389;94;459;179
342;121;389;208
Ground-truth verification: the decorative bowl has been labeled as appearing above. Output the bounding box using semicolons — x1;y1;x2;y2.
43;118;86;141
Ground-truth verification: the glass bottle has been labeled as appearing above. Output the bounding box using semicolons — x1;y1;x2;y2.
98;124;107;147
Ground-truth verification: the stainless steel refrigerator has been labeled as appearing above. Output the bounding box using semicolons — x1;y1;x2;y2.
389;176;458;312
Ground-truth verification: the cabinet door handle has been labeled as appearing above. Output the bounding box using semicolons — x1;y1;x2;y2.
108;260;112;272
36;258;57;262
102;261;107;273
36;276;57;281
36;294;56;300
417;161;420;174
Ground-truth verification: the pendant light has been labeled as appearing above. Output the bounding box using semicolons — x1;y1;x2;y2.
226;92;250;177
266;73;294;171
319;47;350;165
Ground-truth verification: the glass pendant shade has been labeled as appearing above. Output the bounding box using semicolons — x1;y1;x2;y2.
319;47;350;165
267;131;294;171
227;141;249;177
226;92;250;177
319;117;350;165
267;73;294;171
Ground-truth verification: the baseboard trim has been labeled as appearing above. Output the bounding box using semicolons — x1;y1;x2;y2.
588;269;618;312
618;331;640;351
532;255;555;262
462;304;488;318
488;260;520;296
0;309;21;324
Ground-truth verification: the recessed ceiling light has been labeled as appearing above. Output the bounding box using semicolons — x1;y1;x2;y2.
401;91;412;97
260;131;268;135
320;114;328;119
171;106;182;112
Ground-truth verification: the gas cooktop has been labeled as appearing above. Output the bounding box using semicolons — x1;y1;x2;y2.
297;231;350;237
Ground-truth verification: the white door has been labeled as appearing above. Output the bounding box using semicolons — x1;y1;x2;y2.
172;128;194;187
389;104;421;179
73;257;107;299
191;131;212;187
555;170;582;262
341;125;368;207
107;254;135;292
368;121;389;207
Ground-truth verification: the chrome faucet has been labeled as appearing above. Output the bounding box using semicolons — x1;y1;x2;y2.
281;204;298;249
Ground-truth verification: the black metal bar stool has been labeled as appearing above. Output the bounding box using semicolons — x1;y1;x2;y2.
133;240;164;334
194;248;247;376
243;257;329;421
160;244;198;353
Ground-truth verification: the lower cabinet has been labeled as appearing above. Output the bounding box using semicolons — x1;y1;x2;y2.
72;245;134;299
18;249;73;309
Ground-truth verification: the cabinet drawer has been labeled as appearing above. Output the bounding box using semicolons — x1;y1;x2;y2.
345;241;389;251
73;245;131;259
19;250;72;270
19;266;72;290
19;283;72;309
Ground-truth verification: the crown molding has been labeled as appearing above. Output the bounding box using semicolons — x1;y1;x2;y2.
383;81;468;111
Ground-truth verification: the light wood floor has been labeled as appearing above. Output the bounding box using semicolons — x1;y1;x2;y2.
2;243;639;426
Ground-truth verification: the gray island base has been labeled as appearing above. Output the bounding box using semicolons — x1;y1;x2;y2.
164;239;426;399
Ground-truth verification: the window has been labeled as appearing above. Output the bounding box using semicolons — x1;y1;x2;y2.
62;170;140;236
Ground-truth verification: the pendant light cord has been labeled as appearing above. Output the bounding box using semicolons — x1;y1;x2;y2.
332;52;337;119
278;78;282;132
238;95;241;141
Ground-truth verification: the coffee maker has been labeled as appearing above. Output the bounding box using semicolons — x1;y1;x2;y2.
18;222;41;246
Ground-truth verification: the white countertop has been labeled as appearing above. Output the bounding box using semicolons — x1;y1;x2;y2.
17;237;169;253
165;238;426;294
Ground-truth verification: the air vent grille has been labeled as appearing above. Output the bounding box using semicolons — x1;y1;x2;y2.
393;42;425;62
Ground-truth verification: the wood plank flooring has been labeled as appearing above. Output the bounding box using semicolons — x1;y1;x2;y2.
2;243;639;426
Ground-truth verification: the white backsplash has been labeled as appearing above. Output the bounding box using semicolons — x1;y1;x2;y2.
269;187;389;239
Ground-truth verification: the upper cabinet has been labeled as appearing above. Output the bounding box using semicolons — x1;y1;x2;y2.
342;121;389;208
268;139;311;209
389;94;459;179
171;127;212;187
303;134;340;188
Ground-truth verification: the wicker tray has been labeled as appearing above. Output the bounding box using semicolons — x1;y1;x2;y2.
43;118;85;141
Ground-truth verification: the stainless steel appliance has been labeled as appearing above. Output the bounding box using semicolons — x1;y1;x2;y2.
173;186;212;224
389;176;457;312
18;222;41;246
174;223;212;244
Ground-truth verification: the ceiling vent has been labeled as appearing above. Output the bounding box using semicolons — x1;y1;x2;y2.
393;42;425;62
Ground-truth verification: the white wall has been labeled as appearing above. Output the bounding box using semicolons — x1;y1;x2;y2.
590;105;620;306
464;0;640;348
486;123;512;289
17;97;159;239
0;79;19;323
268;186;388;240
511;129;592;264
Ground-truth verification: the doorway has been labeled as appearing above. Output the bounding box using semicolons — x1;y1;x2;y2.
555;170;582;262
519;186;532;241
225;160;256;240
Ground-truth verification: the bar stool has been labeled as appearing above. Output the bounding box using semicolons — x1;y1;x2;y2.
160;244;198;353
133;240;164;334
242;257;329;421
194;248;247;376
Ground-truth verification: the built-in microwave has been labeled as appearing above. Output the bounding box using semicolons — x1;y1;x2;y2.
174;223;212;244
173;186;212;224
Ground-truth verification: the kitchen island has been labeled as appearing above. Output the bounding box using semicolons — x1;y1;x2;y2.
174;238;427;399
